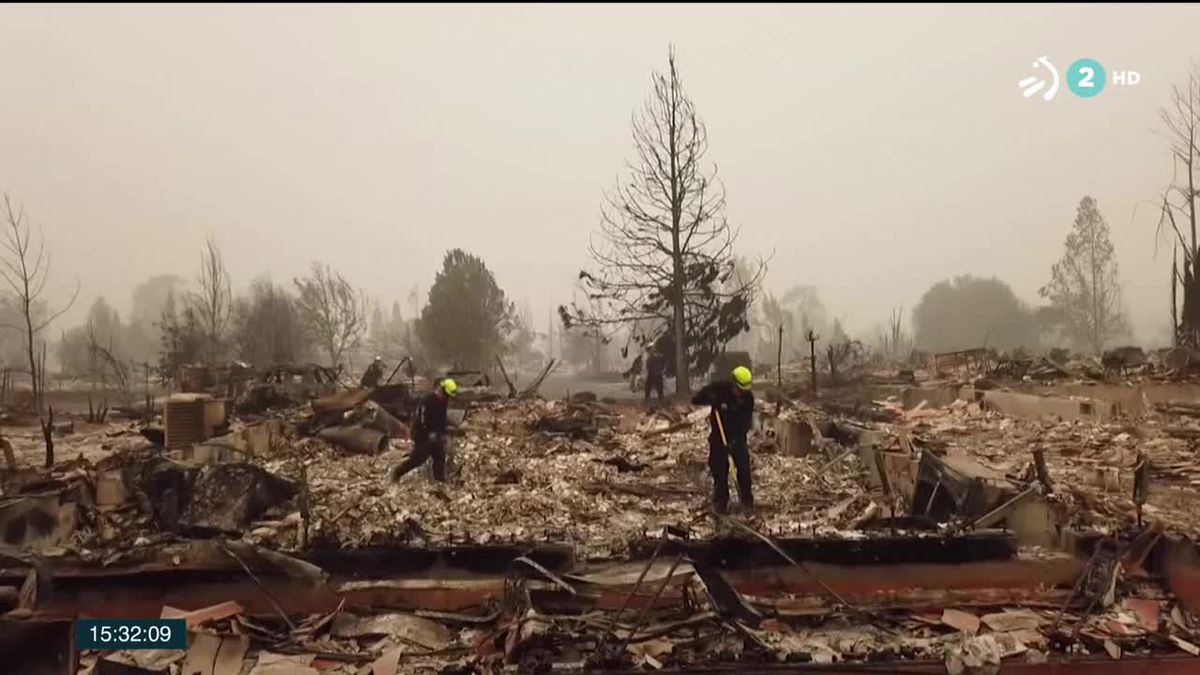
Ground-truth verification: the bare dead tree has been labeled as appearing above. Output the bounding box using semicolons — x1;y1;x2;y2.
190;237;232;366
85;319;132;409
889;309;904;354
0;195;78;467
1159;64;1200;346
233;277;307;365
37;346;54;467
294;262;368;368
879;307;908;359
560;47;764;396
825;339;865;386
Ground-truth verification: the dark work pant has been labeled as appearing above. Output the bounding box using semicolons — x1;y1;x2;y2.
644;374;664;401
708;434;753;512
393;435;446;482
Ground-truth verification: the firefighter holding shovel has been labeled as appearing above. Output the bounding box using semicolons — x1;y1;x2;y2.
691;366;756;514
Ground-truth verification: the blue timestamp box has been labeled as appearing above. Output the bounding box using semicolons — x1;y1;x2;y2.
76;619;187;650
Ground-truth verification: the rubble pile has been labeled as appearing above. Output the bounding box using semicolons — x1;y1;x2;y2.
876;396;1200;539
12;362;1200;673
72;545;1200;673
297;398;870;558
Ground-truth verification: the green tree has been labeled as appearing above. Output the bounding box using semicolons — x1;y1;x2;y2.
913;276;1037;352
1039;196;1129;353
418;249;514;370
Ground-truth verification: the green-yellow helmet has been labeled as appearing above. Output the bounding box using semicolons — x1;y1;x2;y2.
441;378;458;397
732;366;752;390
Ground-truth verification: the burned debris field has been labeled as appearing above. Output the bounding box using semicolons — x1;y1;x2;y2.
6;351;1200;674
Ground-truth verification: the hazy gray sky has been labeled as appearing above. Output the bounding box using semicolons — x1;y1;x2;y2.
1;4;1197;344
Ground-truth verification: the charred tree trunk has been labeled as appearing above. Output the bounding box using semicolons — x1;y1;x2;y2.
1173;252;1180;347
672;289;688;397
1184;262;1200;347
40;406;53;469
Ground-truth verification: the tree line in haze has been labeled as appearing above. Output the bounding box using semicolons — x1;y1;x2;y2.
8;50;1197;421
49;242;584;391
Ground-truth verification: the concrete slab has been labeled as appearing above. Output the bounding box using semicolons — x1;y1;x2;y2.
1031;382;1200;414
900;385;964;410
978;389;1118;422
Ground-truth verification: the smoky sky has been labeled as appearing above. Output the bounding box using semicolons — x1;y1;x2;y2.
0;4;1197;345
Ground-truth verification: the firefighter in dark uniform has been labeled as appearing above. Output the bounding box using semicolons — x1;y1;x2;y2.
361;356;384;388
390;378;457;483
644;347;666;403
690;366;755;514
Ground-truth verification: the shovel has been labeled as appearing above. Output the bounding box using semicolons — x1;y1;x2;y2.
714;408;736;480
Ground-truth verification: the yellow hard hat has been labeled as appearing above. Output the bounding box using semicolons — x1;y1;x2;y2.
732;366;752;390
441;378;458;396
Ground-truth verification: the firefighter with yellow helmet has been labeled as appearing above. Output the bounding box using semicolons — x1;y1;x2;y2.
690;366;755;514
391;377;458;483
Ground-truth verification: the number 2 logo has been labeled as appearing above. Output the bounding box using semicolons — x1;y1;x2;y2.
1068;59;1106;98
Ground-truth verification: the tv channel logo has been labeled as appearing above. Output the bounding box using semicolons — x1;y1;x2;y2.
1018;57;1140;101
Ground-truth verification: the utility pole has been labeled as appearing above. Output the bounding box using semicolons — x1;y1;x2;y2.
776;324;784;416
806;329;819;398
777;325;783;388
547;304;554;361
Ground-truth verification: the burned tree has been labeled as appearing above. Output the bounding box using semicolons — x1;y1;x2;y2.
0;195;78;467
1160;65;1200;346
233;277;307;365
190;237;232;365
157;289;204;386
560;48;763;395
825;339;866;386
294;262;367;368
83;319;131;419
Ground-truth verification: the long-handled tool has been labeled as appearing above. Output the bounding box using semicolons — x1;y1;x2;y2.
383;356;413;386
713;408;736;480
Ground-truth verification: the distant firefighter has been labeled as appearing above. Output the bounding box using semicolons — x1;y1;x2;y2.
644;347;666;402
360;356;384;388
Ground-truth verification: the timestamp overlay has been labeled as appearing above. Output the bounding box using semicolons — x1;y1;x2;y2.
76;619;188;650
